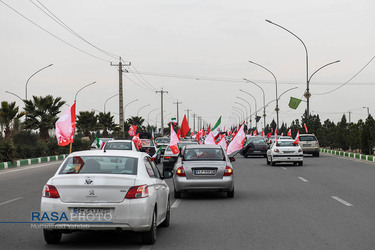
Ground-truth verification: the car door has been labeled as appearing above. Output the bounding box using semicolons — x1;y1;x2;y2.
144;157;168;223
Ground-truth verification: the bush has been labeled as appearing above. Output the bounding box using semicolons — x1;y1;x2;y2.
0;140;15;162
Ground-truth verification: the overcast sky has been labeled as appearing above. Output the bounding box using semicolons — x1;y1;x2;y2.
1;0;374;131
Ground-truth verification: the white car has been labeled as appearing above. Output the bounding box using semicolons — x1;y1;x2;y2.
266;139;303;166
40;150;172;245
103;139;138;151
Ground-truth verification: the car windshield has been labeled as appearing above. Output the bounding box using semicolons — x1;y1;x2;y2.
104;141;132;150
276;141;297;147
246;138;266;145
155;138;170;143
59;156;138;175
184;148;225;161
141;139;154;147
299;136;317;141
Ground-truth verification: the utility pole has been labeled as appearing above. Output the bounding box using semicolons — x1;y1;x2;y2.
111;57;130;135
193;113;196;132
173;100;182;124
348;112;351;123
156;88;168;136
185;108;191;124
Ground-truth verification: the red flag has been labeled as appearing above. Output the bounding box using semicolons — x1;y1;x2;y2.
169;124;180;154
206;124;211;134
179;114;190;138
217;136;228;150
132;133;142;149
261;130;265;137
294;130;300;144
56;101;76;146
227;122;246;156
253;130;257;136
128;125;137;137
304;123;308;133
266;132;272;139
274;129;278;143
287;129;292;137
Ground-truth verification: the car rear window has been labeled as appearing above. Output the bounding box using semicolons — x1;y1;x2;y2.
276;141;297;147
104;141;132;150
299;136;317;141
184;148;225;161
59;156;138;175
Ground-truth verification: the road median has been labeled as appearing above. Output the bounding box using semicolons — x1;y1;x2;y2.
320;148;375;163
0;154;68;170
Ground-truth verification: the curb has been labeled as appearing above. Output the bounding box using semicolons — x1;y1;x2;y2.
320;148;375;163
0;154;68;170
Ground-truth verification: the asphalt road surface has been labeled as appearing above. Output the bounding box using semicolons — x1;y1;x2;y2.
1;153;375;250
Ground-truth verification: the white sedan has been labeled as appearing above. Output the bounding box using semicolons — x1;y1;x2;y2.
266;139;304;166
40;150;172;245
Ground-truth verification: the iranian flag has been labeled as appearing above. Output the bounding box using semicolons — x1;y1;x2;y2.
211;116;221;139
179;114;190;138
227;122;246;157
151;146;162;161
287;129;292;137
304;123;308;133
204;131;217;145
95;137;106;149
253;129;257;136
55;101;76;146
128;125;137;137
169;124;180;154
294;130;300;144
217;136;227;150
132;134;142;150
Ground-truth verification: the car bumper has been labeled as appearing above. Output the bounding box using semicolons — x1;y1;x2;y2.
272;154;303;163
40;197;154;232
301;147;319;153
173;176;234;192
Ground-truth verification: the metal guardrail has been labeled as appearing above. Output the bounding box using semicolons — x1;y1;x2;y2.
0;154;68;170
320;148;375;162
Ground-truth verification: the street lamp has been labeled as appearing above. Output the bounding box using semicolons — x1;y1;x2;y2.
5;91;23;102
236;96;252;128
137;104;151;116
25;64;53;100
231;112;241;125
232;107;244;121
124;99;139;121
104;94;119;113
363;107;370;117
75;82;96;101
234;102;248;127
147;107;159;126
238;90;258;129
243;79;266;130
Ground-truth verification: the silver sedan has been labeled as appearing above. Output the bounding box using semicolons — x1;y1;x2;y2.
172;145;235;198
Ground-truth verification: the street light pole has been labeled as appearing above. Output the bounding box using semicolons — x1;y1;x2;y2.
25;64;53;100
232;107;244;122
363;107;370;117
235;102;248;128
236;96;252;129
137;104;151;116
147;107;159;126
243;79;266;131
248;61;279;129
238;90;258;130
5;91;23;102
104;94;119;113
75;82;96;101
124;99;139;121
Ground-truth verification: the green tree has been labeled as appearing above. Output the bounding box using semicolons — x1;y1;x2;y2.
23;95;65;143
0;101;25;140
76;111;98;138
97;112;116;137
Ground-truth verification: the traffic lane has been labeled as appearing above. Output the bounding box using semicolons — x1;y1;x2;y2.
280;153;375;218
153;156;375;250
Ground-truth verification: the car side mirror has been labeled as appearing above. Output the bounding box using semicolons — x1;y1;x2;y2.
229;157;236;162
162;170;173;179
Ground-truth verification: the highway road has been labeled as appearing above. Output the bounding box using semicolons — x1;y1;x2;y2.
1;153;375;249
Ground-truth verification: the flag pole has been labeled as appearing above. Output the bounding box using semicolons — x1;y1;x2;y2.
69;142;72;154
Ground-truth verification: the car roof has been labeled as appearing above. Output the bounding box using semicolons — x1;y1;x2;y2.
184;144;222;149
299;134;316;136
105;140;132;143
68;150;147;158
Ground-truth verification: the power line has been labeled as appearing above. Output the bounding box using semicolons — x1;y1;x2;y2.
0;0;112;63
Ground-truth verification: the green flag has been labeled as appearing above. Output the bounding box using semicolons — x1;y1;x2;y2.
288;97;302;109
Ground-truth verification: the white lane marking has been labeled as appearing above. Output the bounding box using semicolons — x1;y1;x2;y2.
281;167;287;170
0;162;60;175
0;197;24;206
298;177;309;182
171;199;182;209
331;196;353;207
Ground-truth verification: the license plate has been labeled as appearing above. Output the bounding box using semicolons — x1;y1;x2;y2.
303;144;311;147
253;151;261;153
194;169;216;175
283;151;294;153
73;208;110;215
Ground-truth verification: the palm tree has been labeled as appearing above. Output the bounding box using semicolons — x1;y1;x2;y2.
76;111;98;138
0;101;25;140
97;112;116;137
23;95;66;142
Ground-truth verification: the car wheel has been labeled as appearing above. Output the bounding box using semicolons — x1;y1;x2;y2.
271;158;276;166
142;210;157;245
227;188;234;198
174;188;181;199
244;154;248;158
43;229;62;244
160;199;170;227
266;156;270;165
314;152;320;157
298;161;303;166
